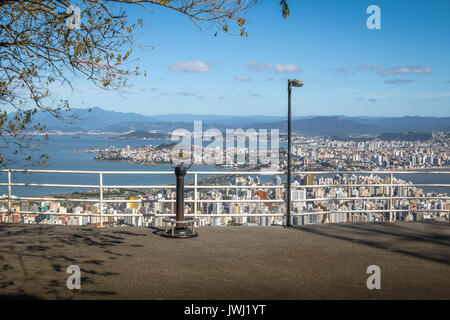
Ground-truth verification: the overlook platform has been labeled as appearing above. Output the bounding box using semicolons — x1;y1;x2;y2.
0;221;449;300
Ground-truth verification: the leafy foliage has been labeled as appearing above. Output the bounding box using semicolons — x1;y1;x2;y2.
280;0;290;18
0;0;290;167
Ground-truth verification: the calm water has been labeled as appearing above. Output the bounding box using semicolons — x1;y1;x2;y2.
380;170;450;195
0;135;283;196
0;135;449;196
0;135;220;196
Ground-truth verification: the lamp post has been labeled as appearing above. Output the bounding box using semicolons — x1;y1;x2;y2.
286;79;304;227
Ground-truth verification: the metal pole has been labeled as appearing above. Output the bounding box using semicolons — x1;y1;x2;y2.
286;83;292;227
99;172;103;227
389;172;393;222
7;170;11;223
194;173;198;217
175;165;186;229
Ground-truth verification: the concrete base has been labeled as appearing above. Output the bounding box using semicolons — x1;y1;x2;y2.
161;227;198;239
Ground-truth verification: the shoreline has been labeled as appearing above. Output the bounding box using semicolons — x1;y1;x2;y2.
90;157;450;172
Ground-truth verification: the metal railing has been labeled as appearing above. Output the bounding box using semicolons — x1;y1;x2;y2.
0;169;449;226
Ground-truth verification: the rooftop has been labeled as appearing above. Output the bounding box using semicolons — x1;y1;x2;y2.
0;221;449;300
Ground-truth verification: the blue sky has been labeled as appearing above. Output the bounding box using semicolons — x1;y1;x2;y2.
62;0;450;117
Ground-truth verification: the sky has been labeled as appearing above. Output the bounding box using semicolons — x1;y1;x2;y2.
59;0;450;117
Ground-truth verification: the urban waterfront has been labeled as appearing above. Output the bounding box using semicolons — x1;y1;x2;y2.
1;134;449;228
0;135;225;196
1;134;450;196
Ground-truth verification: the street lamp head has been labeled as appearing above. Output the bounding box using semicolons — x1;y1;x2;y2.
289;79;304;88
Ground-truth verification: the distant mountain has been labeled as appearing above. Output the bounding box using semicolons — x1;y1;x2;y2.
21;107;305;132
298;116;383;135
27;107;148;131
116;130;171;140
378;131;433;142
97;121;231;133
370;116;450;132
256;116;382;136
144;114;307;124
14;107;450;136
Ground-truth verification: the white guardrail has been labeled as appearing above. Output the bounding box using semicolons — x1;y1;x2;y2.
0;169;449;226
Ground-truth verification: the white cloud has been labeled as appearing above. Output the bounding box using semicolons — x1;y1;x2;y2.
177;92;197;96
138;87;158;92
247;61;273;72
247;61;300;73
384;79;414;85
368;65;432;76
355;64;369;71
416;92;450;99
169;61;210;73
379;66;431;76
330;67;354;76
235;75;252;81
273;64;300;73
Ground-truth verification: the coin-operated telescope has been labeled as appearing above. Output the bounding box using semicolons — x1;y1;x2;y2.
162;151;198;238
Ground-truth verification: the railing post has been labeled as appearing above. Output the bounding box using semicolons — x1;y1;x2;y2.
7;169;11;223
99;172;103;228
194;173;198;220
389;172;394;222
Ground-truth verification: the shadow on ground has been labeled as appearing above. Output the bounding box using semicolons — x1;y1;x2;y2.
0;224;148;299
294;221;450;265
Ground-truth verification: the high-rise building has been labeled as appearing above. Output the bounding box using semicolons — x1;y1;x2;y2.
291;186;306;209
124;207;142;226
306;174;315;186
273;175;282;186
